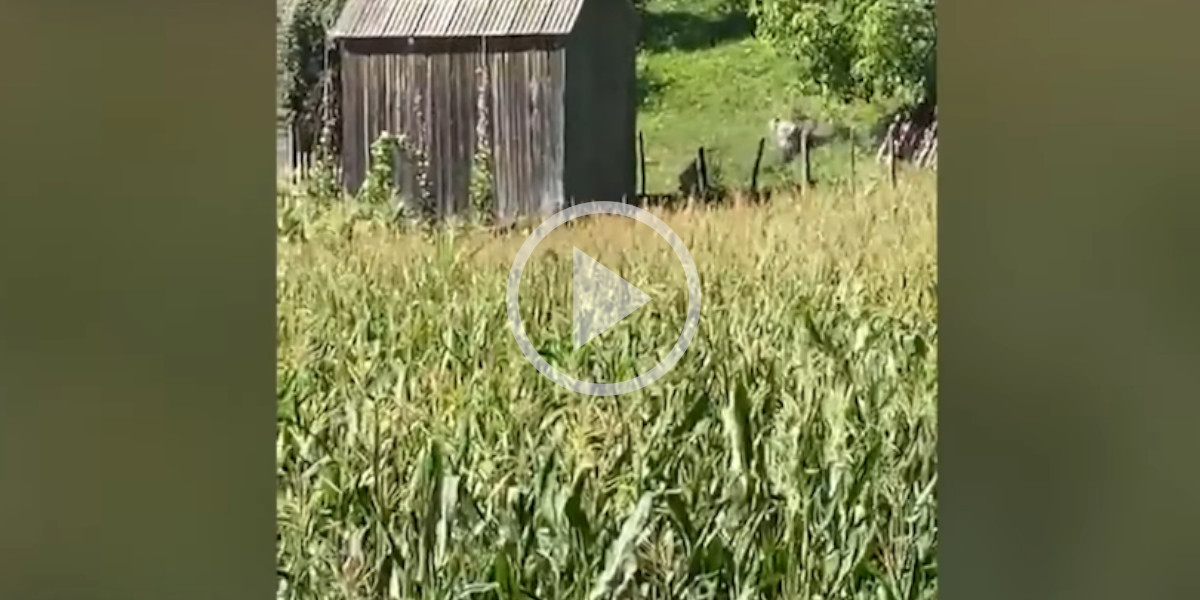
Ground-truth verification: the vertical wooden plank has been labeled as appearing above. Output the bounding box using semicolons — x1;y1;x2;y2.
428;53;443;217
384;54;396;195
517;50;533;215
509;52;523;216
467;49;480;216
469;44;486;218
472;48;483;213
451;51;463;216
488;50;502;220
518;51;532;216
443;52;458;216
506;51;520;218
376;55;386;154
536;44;555;215
396;54;407;137
392;55;406;205
549;46;565;210
395;54;413;211
545;45;558;211
366;56;378;176
464;49;480;215
490;51;510;221
496;50;510;222
444;52;456;216
429;54;442;217
398;54;415;206
428;53;441;217
342;52;360;192
357;55;368;192
466;50;477;215
448;52;461;215
418;52;433;215
453;50;472;215
535;46;547;213
439;52;454;217
513;51;525;216
352;53;362;192
338;53;347;190
507;51;520;218
339;52;351;190
527;49;542;215
360;55;370;192
535;46;548;215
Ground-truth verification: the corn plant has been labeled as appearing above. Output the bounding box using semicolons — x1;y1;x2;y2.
277;174;938;600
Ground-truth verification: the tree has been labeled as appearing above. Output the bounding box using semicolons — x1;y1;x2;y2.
750;0;935;115
279;0;345;155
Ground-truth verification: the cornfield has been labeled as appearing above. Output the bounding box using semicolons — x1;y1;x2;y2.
277;175;938;600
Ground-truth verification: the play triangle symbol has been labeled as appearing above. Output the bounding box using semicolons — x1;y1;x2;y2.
572;248;652;349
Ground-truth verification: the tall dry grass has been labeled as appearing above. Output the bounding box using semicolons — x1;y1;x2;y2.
277;175;937;600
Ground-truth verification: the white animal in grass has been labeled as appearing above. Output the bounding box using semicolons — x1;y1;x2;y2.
768;117;837;164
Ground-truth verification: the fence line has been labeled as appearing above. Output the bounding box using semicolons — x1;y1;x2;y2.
277;126;337;184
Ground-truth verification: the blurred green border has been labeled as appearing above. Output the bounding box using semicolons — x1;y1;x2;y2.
939;0;1200;598
0;1;276;598
1;0;1199;598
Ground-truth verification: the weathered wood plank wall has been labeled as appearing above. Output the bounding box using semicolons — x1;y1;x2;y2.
339;38;566;220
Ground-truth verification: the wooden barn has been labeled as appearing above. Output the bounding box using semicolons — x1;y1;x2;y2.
329;0;639;220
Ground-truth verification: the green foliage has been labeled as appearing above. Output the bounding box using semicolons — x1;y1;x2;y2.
357;133;402;208
469;67;495;225
751;0;935;110
468;153;494;226
302;156;343;202
279;0;345;148
358;132;432;229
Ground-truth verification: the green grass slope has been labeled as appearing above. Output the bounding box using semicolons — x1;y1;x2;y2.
635;0;892;194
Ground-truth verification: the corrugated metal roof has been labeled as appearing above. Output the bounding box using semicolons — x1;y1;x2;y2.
331;0;586;38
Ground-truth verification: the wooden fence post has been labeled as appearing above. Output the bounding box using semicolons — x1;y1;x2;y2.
877;122;894;163
800;129;811;192
750;137;765;198
697;147;709;197
638;131;646;197
888;130;897;188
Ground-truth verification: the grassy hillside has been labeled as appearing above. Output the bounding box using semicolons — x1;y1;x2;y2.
635;0;890;193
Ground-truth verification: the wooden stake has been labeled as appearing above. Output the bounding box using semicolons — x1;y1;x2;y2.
877;122;895;163
697;147;709;197
888;130;897;188
638;131;646;197
750;137;765;198
800;129;811;192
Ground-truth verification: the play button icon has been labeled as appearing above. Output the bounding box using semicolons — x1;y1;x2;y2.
573;248;652;349
507;201;703;396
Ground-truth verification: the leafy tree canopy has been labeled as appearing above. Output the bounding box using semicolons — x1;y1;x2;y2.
749;0;935;120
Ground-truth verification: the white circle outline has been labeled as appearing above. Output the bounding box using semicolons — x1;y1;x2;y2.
506;201;702;396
